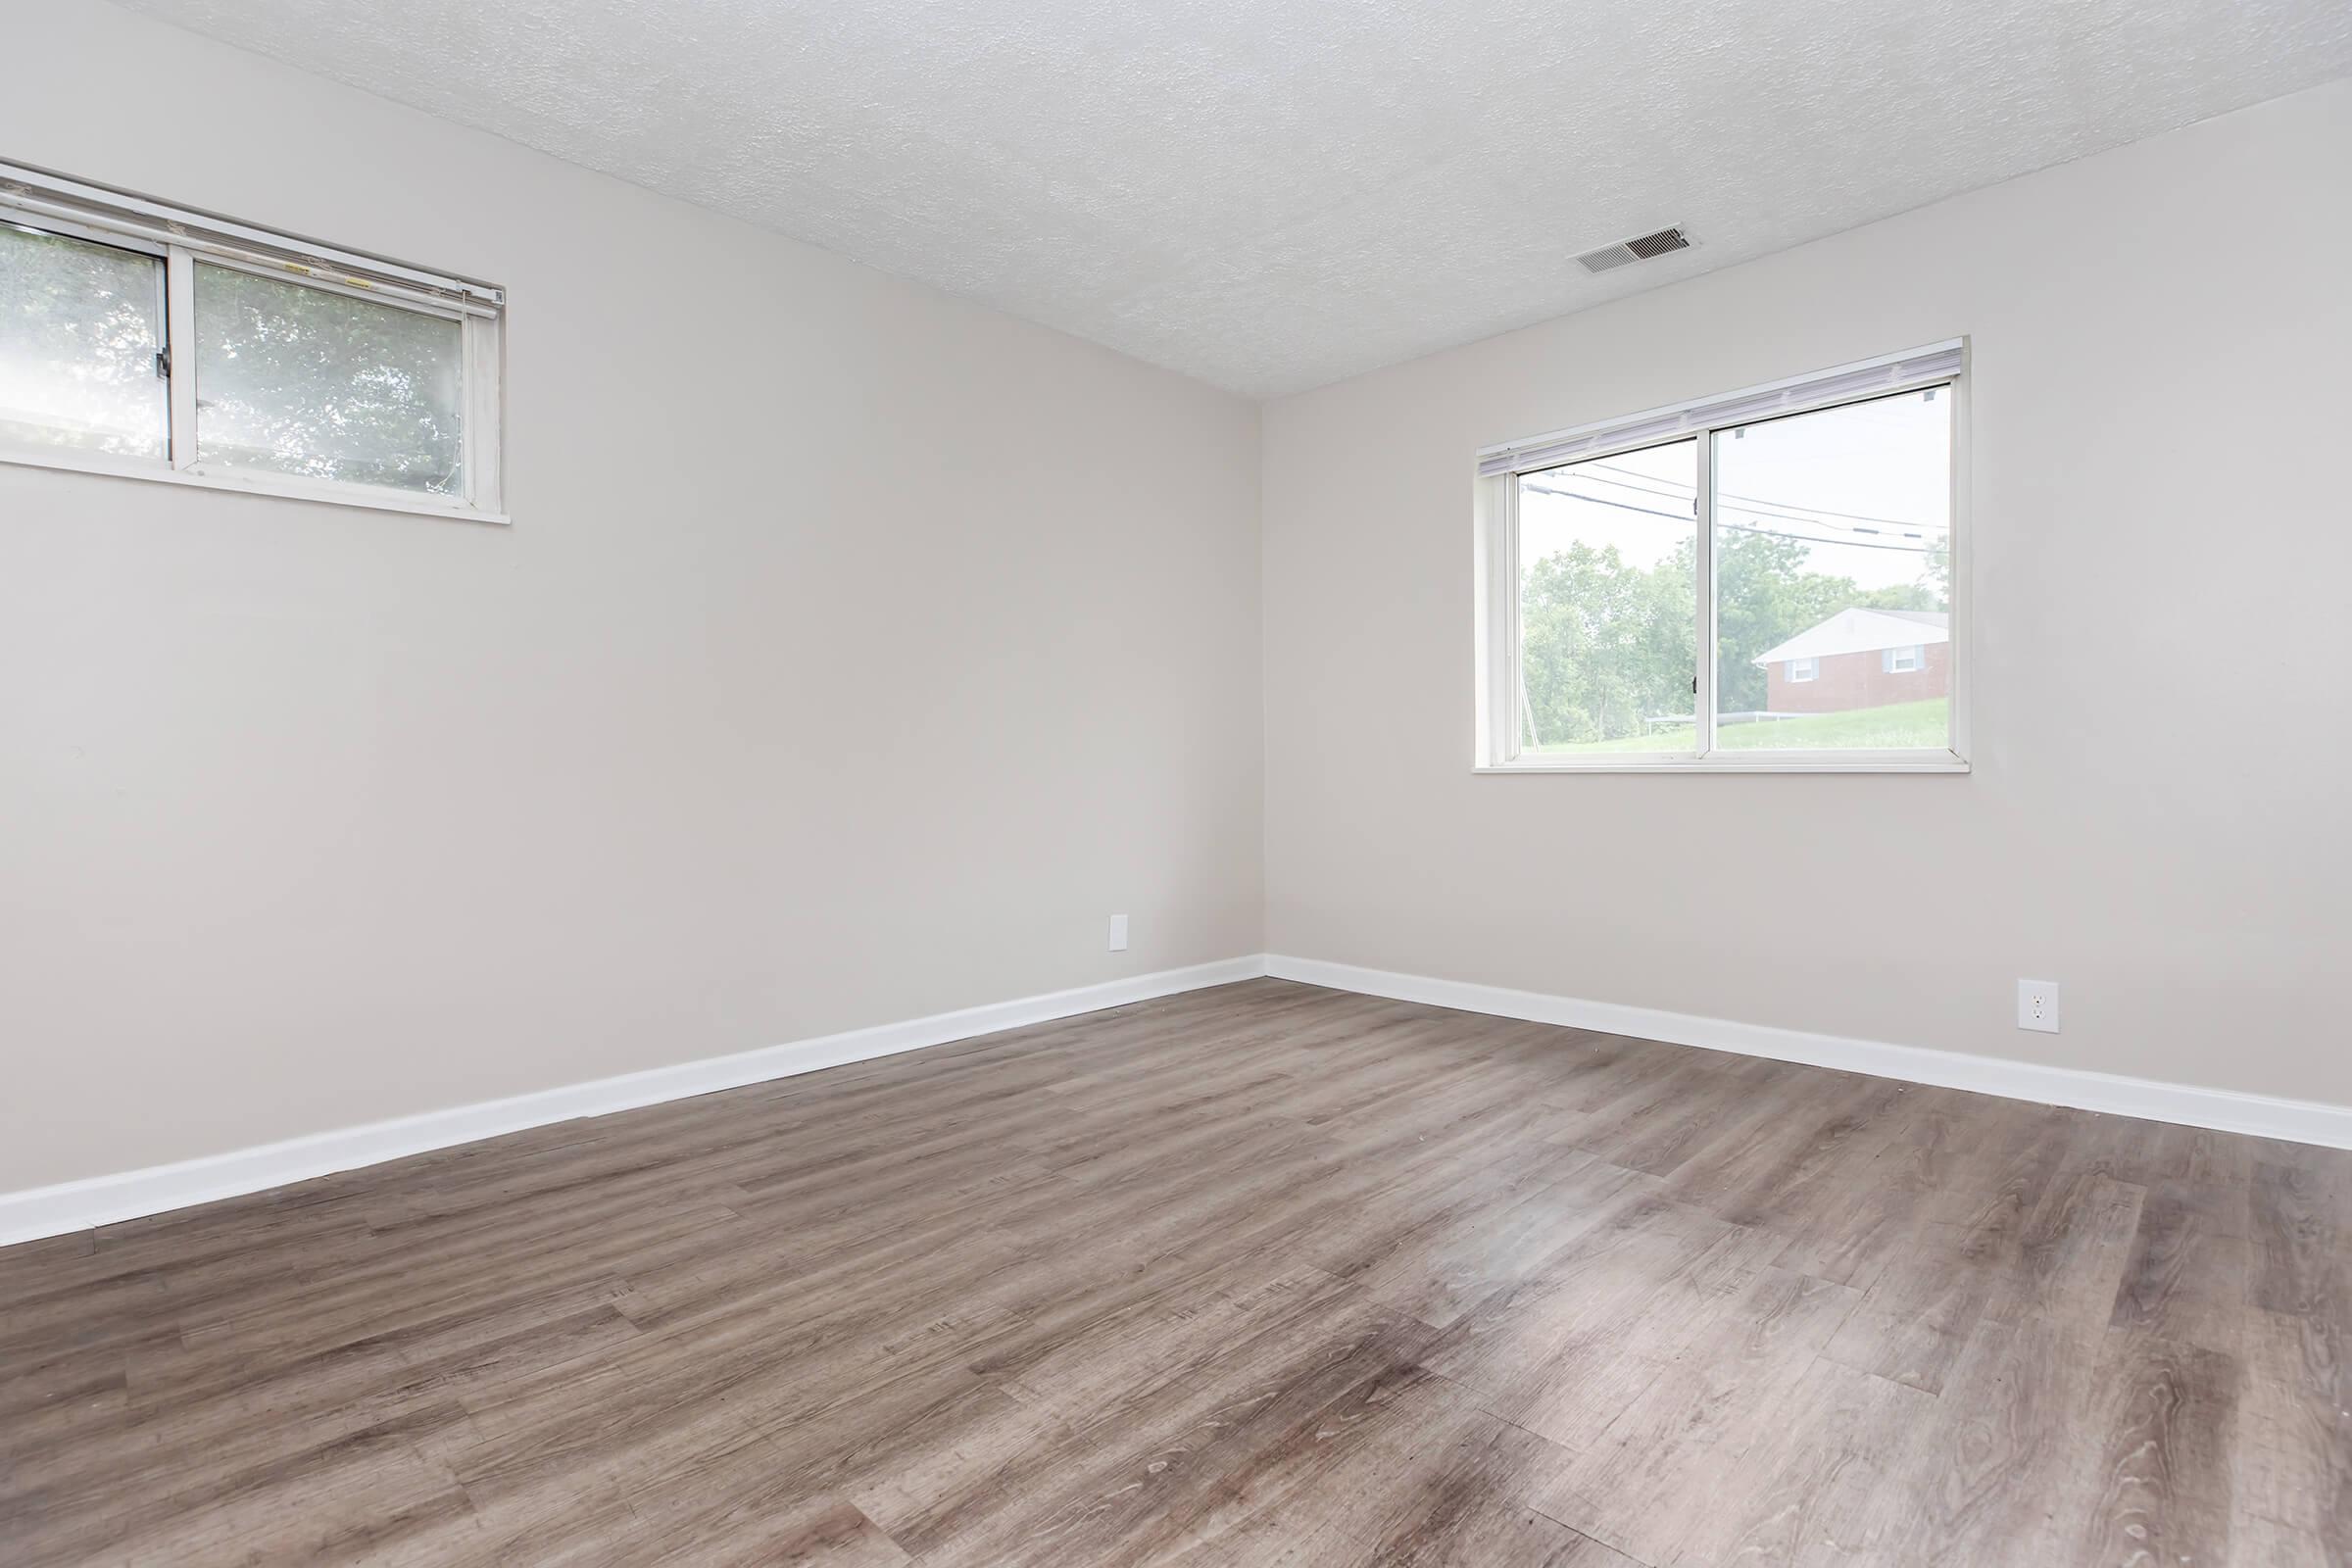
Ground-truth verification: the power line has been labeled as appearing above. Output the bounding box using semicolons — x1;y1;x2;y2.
1716;521;1936;554
1519;479;1939;554
1721;504;1941;546
1583;459;1947;532
1517;481;1688;523
1557;465;1946;540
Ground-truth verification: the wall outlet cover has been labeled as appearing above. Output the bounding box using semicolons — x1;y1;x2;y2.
1108;914;1129;953
2017;978;2061;1034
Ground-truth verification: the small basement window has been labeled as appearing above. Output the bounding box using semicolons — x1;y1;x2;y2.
0;161;504;521
1474;342;1967;772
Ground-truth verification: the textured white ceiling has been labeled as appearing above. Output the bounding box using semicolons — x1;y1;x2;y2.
116;0;2352;397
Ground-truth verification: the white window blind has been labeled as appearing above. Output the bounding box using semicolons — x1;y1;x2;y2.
0;160;500;317
1478;342;1964;478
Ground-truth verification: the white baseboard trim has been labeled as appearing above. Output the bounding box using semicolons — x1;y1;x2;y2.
15;948;2340;1248
0;955;1269;1248
1266;954;2352;1152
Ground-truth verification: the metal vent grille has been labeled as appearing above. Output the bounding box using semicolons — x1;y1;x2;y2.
1575;225;1691;274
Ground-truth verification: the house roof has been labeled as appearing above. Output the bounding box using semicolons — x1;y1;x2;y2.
1753;608;1949;667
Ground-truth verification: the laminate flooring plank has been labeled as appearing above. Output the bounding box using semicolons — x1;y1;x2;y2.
2106;1177;2254;1355
1336;1152;1648;1330
1984;1170;2147;1339
899;1293;1443;1566
2252;1155;2350;1318
1661;1073;1914;1232
2232;1300;2352;1556
1559;1053;1785;1179
1659;1353;1937;1566
1817;1141;2043;1400
1526;1266;1865;1563
1212;1372;1631;1567
1427;1196;1790;1455
1766;1088;2029;1300
2074;1331;2240;1567
1882;1319;2108;1564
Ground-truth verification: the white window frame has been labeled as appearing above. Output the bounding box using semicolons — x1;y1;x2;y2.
1886;645;1925;674
1473;340;1969;775
1786;657;1820;684
0;160;506;523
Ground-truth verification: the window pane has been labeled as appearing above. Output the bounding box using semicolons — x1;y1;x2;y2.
194;263;463;495
0;223;167;460
1517;438;1696;755
1712;390;1951;751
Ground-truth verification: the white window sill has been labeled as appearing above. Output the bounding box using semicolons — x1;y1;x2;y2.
1477;751;1970;775
0;445;509;526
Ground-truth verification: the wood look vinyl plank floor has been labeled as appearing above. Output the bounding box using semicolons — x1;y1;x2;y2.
2;978;2348;1566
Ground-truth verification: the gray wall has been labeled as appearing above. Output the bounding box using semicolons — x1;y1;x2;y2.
0;4;1266;1191
1262;78;2352;1106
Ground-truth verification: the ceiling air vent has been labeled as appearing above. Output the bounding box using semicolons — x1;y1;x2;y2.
1575;226;1691;274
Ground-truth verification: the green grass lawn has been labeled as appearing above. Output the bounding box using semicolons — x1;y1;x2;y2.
1531;697;1949;755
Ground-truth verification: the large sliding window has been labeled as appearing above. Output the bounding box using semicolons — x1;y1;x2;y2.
1475;343;1966;772
0;161;504;521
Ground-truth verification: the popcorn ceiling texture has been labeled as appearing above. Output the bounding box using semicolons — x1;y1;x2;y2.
113;0;2352;397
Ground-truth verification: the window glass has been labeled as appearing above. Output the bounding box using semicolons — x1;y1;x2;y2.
194;262;464;494
0;223;167;460
1711;389;1950;752
1516;439;1696;755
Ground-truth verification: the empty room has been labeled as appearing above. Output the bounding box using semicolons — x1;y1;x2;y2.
3;2;2348;1563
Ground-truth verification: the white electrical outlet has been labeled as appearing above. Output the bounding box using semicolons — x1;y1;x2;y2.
1108;914;1129;953
2017;979;2060;1034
